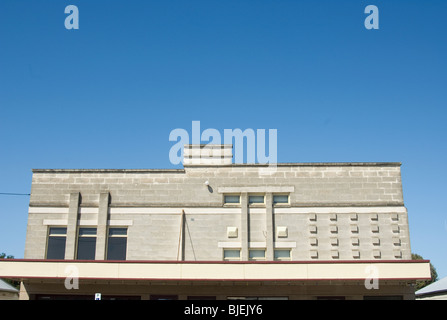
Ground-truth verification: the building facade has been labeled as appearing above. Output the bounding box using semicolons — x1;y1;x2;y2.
0;145;430;299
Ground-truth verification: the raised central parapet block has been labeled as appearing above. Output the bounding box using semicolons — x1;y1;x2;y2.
183;144;233;166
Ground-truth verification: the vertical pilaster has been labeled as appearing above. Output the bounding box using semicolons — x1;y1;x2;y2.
65;192;80;260
265;192;274;261
240;192;248;261
177;210;185;261
95;192;110;260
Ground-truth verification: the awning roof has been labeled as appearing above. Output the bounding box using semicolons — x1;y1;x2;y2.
0;259;431;282
416;276;447;296
0;279;19;293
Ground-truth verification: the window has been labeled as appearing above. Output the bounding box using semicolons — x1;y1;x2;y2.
107;228;127;260
274;249;291;261
224;195;240;204
249;249;266;260
76;228;97;260
223;249;241;261
46;227;67;259
273;195;289;204
248;195;264;204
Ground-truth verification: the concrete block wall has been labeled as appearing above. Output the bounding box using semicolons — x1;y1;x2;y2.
24;162;411;261
28;164;404;208
273;210;411;260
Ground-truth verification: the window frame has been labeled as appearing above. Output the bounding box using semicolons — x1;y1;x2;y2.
273;194;290;206
248;194;265;206
223;248;241;261
46;227;67;260
274;249;292;261
76;227;97;260
223;194;241;206
248;249;266;261
106;227;128;261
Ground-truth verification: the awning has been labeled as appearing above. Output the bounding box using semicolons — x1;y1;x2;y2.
0;259;431;282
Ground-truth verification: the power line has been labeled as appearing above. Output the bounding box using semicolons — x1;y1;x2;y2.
0;192;30;196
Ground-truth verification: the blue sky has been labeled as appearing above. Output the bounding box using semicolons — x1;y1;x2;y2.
0;1;446;278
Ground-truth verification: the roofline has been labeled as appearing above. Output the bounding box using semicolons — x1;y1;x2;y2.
416;289;447;297
0;287;19;293
184;162;402;168
32;169;186;174
32;162;402;173
0;258;430;264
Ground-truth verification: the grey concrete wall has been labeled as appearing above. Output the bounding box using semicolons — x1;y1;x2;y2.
24;163;410;262
28;164;404;207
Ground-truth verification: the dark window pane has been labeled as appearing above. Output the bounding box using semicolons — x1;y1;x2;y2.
249;195;264;204
273;195;289;204
79;228;97;236
77;237;96;260
107;237;127;260
224;195;240;204
49;227;67;235
108;228;127;236
249;249;266;260
274;249;291;260
223;249;240;260
47;237;66;259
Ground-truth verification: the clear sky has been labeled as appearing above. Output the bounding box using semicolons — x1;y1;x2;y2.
0;1;446;278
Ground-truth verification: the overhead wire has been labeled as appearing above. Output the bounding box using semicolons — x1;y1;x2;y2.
0;193;30;196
